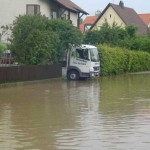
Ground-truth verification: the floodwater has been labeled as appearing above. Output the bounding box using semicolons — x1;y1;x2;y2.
0;73;150;150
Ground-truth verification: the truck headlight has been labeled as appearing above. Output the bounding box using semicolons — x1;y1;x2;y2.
91;73;95;77
90;67;94;72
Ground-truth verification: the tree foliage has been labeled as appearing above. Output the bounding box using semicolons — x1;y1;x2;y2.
47;19;82;57
83;30;100;45
118;37;150;53
10;15;82;65
83;22;129;45
0;42;6;54
83;23;150;53
125;25;137;38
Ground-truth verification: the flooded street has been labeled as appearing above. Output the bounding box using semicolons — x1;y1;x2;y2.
0;73;150;150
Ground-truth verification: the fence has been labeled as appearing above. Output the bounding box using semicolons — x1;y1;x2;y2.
0;64;62;83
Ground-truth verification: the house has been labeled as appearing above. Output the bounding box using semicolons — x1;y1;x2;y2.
80;16;98;33
91;1;148;36
0;0;88;41
139;14;150;28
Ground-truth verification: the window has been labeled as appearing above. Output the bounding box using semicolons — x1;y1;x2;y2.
84;24;92;31
52;11;57;19
61;14;66;20
26;5;40;15
90;48;99;62
76;48;89;60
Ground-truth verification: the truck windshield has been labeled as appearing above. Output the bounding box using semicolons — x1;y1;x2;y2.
90;48;99;62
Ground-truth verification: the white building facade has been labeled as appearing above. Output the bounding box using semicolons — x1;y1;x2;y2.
0;0;87;41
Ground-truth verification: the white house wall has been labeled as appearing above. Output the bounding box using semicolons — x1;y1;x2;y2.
0;0;52;41
0;0;51;27
0;0;80;41
63;10;78;27
0;0;79;28
70;12;78;27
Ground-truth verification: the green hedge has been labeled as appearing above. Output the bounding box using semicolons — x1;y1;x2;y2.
119;37;150;53
98;44;150;76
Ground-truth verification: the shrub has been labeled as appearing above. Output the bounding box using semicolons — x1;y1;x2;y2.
98;44;150;76
83;23;134;46
47;19;82;50
98;45;128;75
0;42;6;54
10;15;82;65
83;23;150;53
10;15;55;64
128;50;150;72
119;37;150;53
83;30;100;45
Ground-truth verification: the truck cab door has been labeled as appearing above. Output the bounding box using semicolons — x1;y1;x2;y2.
70;48;90;73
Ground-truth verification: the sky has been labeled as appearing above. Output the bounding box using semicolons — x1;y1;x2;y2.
72;0;150;16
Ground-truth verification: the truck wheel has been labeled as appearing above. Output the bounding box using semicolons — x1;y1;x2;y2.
67;70;79;80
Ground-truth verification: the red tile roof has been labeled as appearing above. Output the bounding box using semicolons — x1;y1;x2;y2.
138;14;150;25
80;16;98;33
55;0;88;15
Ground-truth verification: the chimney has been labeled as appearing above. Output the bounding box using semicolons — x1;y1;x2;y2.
119;1;124;8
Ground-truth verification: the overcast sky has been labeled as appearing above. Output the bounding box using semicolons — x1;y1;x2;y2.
72;0;150;16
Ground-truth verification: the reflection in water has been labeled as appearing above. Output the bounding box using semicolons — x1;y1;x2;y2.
0;73;149;150
56;81;101;150
99;74;150;150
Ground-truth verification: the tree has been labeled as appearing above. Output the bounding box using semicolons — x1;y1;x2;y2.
83;22;127;45
0;42;6;54
10;14;58;64
125;25;137;38
47;19;82;51
83;30;101;45
10;15;82;65
83;22;137;46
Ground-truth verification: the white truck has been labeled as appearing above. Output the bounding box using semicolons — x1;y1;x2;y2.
66;44;100;80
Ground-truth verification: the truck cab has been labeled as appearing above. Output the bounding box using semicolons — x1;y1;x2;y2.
67;45;100;80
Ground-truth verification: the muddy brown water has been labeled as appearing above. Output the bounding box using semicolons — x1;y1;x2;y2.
0;73;150;150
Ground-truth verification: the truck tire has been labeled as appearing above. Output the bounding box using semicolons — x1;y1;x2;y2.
67;70;79;80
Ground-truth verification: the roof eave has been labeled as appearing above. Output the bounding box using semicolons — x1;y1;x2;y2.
90;3;111;30
55;1;88;15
